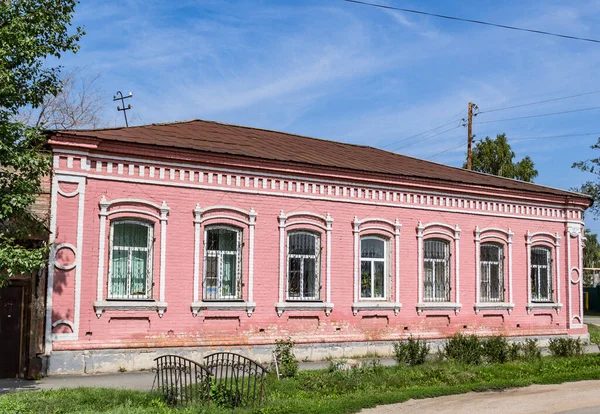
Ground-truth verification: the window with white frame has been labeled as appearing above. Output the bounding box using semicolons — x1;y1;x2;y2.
480;243;504;302
360;236;386;299
423;239;450;302
287;231;320;300
204;226;242;300
108;220;154;299
531;246;553;302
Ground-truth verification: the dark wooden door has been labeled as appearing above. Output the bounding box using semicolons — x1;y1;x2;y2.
0;286;23;378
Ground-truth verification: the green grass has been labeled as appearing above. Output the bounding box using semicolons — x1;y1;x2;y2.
587;323;600;345
3;355;600;413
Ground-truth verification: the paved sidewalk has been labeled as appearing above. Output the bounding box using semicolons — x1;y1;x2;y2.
0;358;396;395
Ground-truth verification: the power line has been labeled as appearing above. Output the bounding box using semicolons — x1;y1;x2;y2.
428;139;466;160
343;0;600;44
509;132;600;142
380;118;461;149
479;90;600;114
474;105;600;124
391;124;462;151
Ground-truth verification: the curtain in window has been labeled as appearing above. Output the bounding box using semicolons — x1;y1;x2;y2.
204;227;241;300
531;246;552;302
109;222;150;299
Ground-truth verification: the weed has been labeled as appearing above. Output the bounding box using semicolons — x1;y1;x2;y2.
482;335;515;364
444;333;483;364
521;338;542;360
273;337;299;378
393;336;429;366
118;366;127;373
548;337;584;357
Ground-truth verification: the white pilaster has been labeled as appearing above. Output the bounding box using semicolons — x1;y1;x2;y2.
159;201;170;309
248;208;257;307
278;211;286;304
193;205;202;303
394;219;401;304
326;213;333;304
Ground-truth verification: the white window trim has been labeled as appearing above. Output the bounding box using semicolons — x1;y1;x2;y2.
416;222;461;315
474;226;515;314
286;231;321;301
526;231;562;314
93;196;169;318
191;205;257;317
276;211;334;316
359;236;387;300
203;225;242;301
107;220;154;300
352;217;402;315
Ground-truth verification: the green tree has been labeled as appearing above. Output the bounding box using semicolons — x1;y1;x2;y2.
583;230;600;287
572;137;600;218
463;133;539;182
0;1;84;286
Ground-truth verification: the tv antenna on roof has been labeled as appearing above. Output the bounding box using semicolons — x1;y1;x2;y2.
113;91;133;127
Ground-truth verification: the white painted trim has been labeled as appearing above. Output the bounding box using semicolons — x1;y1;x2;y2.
526;230;561;314
416;302;462;314
526;302;563;312
351;302;402;315
353;217;402;313
95;196;169;318
54;149;586;213
93;300;168;317
51;319;74;330
193;205;201;303
417;221;461;312
106;198;164;211
277;210;333;315
159;202;169;304
106;209;161;221
474;226;514;311
45;175;85;345
275;301;334;316
190;301;256;317
191;205;257;315
55;169;585;226
474;302;515;313
53;243;77;270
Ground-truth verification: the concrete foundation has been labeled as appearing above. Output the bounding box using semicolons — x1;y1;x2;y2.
47;333;591;375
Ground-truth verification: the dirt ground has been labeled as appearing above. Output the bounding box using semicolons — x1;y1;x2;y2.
361;380;600;414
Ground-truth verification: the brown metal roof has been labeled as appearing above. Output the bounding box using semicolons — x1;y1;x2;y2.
52;119;591;202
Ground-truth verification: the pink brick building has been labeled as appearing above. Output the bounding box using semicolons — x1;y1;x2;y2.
44;120;592;374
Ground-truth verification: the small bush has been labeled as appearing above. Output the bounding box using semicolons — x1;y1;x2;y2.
508;342;521;361
548;337;584;357
444;333;482;364
274;337;299;378
393;337;429;366
520;338;542;360
482;335;514;364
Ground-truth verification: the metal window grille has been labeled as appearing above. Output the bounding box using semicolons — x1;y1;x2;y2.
480;243;504;302
423;239;451;302
287;231;320;300
360;236;386;299
108;220;154;299
531;246;553;302
203;226;243;301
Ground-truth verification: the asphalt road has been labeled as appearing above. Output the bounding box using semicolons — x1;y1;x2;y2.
361;380;600;414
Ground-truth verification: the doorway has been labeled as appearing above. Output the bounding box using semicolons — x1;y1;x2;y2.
0;285;24;378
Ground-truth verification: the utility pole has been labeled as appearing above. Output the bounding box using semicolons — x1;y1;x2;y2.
466;101;478;170
113;91;133;127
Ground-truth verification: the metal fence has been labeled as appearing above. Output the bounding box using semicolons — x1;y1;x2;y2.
204;352;269;408
153;355;212;406
154;352;268;408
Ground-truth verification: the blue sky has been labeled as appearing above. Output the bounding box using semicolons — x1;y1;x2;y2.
58;0;600;232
